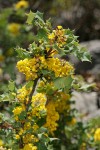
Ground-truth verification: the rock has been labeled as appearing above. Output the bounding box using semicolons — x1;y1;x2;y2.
72;91;98;115
83;110;100;122
70;40;100;75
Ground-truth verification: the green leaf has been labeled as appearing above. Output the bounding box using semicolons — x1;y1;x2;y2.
26;11;35;25
49;138;59;142
8;81;15;91
37;29;48;40
47;145;54;150
79;83;96;91
25;81;34;89
26;11;45;26
54;76;73;90
0;94;10;102
41;69;49;76
37;117;46;127
81;51;91;62
16;47;30;59
35;11;44;24
37;141;47;150
38;127;48;133
53;44;65;56
18;111;26;120
73;47;91;62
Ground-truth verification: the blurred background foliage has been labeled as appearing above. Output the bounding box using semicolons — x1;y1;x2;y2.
0;0;100;93
0;0;100;41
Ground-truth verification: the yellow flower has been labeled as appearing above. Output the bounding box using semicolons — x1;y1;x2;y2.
32;123;39;131
15;134;20;139
17;58;38;80
24;122;31;130
44;101;59;134
94;128;100;141
23;144;37;150
0;140;3;146
48;26;66;48
13;106;24;116
7;23;21;36
57;25;62;30
17;86;31;103
48;33;55;40
46;58;74;77
19;128;24;136
31;93;47;117
55;93;70;113
15;0;29;9
23;134;38;144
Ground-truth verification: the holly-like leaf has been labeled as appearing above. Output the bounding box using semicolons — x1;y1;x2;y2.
26;11;35;25
80;51;91;62
54;76;73;90
8;81;15;91
37;142;47;150
37;29;48;40
35;11;44;24
0;94;10;102
16;47;30;59
26;11;45;26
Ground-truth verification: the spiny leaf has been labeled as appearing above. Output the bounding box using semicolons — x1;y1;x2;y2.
37;29;48;40
54;76;73;90
35;11;44;24
26;11;35;25
25;81;34;89
16;47;30;59
81;51;91;62
26;11;45;25
8;80;15;91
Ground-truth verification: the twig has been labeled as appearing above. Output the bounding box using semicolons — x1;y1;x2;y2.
26;78;39;111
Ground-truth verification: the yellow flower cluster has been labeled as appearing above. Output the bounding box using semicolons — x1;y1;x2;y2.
31;93;47;117
17;58;38;80
48;25;67;47
45;101;59;134
14;120;39;148
17;86;31;103
38;83;73;133
7;23;21;36
15;0;29;9
39;56;74;77
13;105;24;116
46;58;74;77
55;92;70;113
15;123;39;143
23;133;38;144
17;53;73;80
23;143;37;150
48;33;55;40
13;89;46;147
94;128;100;141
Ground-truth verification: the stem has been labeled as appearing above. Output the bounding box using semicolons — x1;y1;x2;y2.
26;77;39;112
19;78;39;149
29;78;39;101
